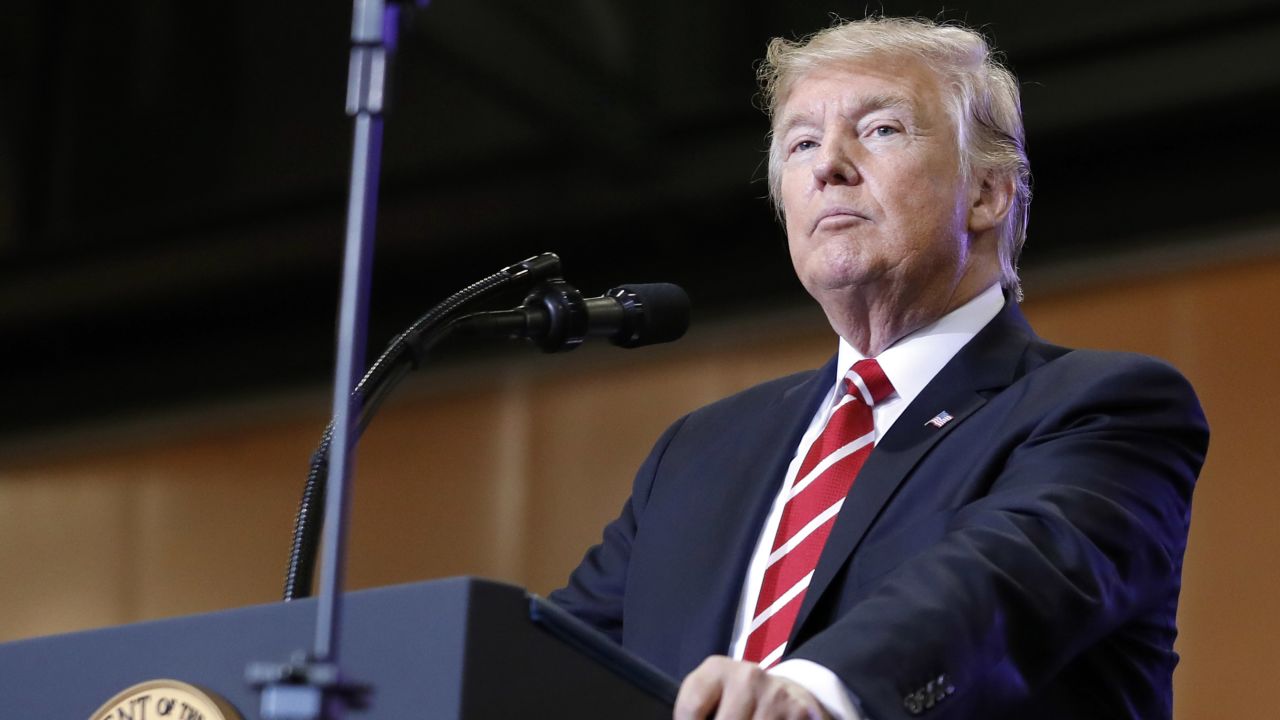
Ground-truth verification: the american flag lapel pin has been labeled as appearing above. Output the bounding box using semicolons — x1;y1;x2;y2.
925;411;954;428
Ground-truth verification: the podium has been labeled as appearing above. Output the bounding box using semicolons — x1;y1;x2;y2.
0;577;676;718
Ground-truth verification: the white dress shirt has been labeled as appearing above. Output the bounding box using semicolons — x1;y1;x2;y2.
725;284;1006;719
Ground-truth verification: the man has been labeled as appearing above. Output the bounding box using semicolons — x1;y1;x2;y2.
550;17;1208;720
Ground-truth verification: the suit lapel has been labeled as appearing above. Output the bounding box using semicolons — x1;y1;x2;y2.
790;301;1038;642
677;356;838;671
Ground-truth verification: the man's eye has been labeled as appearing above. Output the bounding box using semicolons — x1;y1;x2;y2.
871;125;899;137
791;140;818;154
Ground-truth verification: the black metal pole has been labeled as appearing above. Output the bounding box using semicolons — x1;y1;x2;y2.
249;1;411;717
313;0;394;665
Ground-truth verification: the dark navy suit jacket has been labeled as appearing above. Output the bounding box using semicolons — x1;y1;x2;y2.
550;301;1208;719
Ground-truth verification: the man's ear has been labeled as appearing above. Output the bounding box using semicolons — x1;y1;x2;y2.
967;168;1016;234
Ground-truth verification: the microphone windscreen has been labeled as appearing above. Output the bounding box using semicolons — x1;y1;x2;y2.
611;283;691;348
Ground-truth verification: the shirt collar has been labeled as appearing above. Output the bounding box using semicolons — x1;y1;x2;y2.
835;284;1005;408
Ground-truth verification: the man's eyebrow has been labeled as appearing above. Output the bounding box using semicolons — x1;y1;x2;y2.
774;111;815;140
856;93;912;116
774;92;913;137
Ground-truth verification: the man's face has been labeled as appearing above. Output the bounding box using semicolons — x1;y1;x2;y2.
776;56;978;317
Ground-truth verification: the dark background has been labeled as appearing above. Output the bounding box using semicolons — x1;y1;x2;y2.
2;0;1278;438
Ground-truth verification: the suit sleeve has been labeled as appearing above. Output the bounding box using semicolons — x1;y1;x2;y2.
548;416;688;643
789;355;1208;719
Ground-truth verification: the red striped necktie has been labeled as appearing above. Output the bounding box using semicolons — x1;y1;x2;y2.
742;358;896;668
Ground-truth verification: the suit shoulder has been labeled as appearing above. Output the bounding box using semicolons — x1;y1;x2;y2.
1018;343;1207;434
682;366;826;424
1030;344;1197;391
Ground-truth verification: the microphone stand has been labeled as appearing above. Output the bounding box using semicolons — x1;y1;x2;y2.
248;1;421;717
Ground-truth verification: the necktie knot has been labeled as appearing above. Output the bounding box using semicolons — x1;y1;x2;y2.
844;358;895;407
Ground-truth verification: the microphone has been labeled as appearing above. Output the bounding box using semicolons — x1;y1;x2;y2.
455;279;691;352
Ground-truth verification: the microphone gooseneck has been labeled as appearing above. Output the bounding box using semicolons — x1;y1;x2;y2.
283;256;690;602
283;252;564;602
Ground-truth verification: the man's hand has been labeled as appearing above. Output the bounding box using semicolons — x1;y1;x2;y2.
674;656;833;720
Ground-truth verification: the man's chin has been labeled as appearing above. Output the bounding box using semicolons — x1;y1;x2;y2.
802;265;880;297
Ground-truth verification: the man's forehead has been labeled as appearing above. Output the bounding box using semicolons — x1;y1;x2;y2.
779;89;911;122
773;59;942;131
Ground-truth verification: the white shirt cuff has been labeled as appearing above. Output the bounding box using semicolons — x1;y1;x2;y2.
768;658;867;720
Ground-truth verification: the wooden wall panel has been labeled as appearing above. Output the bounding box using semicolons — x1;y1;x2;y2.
1159;262;1279;718
346;387;517;588
0;473;136;639
127;424;318;619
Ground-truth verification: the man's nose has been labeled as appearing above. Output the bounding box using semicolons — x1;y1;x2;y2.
813;141;859;187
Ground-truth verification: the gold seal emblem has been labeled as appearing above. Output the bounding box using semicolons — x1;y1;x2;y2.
92;679;242;720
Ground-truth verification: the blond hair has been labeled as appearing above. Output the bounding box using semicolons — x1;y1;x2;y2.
760;17;1031;298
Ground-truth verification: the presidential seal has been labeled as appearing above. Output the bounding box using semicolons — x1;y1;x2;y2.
92;679;242;720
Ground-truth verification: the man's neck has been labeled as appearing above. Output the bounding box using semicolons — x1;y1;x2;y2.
829;276;999;356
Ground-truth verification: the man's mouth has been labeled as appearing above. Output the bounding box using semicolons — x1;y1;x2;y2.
812;207;869;232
